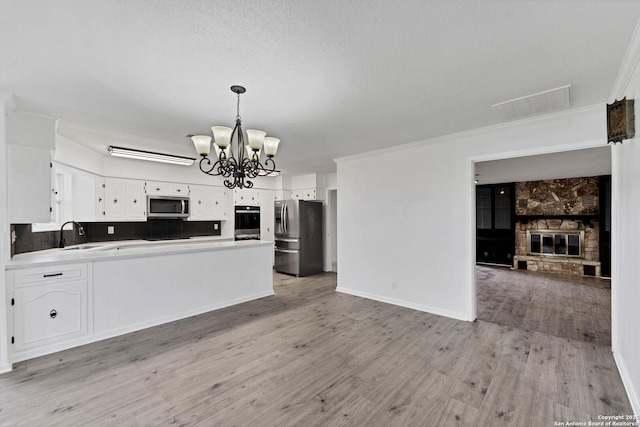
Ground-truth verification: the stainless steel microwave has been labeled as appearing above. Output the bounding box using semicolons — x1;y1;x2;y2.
147;195;190;219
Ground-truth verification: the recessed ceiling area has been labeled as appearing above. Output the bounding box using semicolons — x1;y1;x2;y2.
1;1;640;175
474;146;612;185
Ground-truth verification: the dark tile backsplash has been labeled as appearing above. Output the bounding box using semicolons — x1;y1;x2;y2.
11;220;222;256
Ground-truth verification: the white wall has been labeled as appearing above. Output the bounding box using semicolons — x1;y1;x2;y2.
0;92;14;372
609;21;640;415
336;105;605;321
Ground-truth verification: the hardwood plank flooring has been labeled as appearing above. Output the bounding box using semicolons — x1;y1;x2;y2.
476;265;611;345
0;271;631;426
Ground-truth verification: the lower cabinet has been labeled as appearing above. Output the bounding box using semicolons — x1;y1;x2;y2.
8;263;89;359
6;244;273;365
13;281;88;353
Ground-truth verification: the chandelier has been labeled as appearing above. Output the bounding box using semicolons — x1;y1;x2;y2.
190;85;280;189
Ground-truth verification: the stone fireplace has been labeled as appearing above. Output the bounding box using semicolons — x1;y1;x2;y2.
512;177;601;276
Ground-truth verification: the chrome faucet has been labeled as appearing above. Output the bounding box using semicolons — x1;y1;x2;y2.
58;221;85;248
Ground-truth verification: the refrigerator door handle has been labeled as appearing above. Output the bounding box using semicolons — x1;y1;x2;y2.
283;203;288;234
275;248;298;254
275;237;298;243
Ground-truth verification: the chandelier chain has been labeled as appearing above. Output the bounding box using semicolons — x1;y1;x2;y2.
236;93;241;121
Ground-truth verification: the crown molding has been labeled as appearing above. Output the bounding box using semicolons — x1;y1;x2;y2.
334;104;602;165
610;18;640;101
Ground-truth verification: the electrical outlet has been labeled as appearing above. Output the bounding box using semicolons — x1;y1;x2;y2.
107;226;115;235
392;281;398;290
214;223;219;230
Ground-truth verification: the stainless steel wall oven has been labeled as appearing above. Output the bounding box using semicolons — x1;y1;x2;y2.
235;205;260;240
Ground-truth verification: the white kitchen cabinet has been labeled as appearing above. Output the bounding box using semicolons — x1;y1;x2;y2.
291;188;322;201
6;110;57;224
234;189;260;206
95;177;106;220
260;190;275;243
7;144;53;224
9;263;89;358
68;168;102;222
190;185;227;221
104;178;146;221
145;181;189;196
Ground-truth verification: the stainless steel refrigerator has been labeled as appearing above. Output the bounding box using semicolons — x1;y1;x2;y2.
274;200;323;277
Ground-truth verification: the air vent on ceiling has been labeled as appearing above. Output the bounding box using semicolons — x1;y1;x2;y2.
492;85;571;122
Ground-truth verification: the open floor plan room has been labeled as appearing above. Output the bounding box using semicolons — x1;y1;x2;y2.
0;272;631;426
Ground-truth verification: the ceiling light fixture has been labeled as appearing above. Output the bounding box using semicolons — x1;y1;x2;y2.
190;85;280;189
108;146;195;166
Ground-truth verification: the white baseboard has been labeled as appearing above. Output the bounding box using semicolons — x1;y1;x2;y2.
336;286;471;321
614;351;640;416
0;363;12;374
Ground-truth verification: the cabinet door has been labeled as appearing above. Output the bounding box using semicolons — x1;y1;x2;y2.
126;181;145;219
95;178;106;220
145;181;189;196
292;188;317;200
235;189;260;206
104;178;145;221
14;280;88;352
104;179;126;219
7;145;52;223
189;186;210;220
71;170;99;222
260;190;275;242
211;188;227;219
190;186;227;220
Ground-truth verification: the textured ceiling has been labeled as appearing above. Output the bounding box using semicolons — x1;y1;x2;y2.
1;0;640;175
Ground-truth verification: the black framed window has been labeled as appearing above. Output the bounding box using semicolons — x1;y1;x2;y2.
475;184;513;230
476;188;492;229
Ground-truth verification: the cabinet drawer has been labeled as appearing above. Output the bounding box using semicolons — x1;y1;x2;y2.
14;280;88;352
14;263;88;288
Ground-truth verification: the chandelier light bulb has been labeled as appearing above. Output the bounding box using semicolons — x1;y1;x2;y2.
191;135;212;156
211;126;232;148
263;137;280;156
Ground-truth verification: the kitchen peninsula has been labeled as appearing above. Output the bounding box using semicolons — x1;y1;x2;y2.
5;238;274;364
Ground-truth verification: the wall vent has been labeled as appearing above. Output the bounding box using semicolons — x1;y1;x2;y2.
492;85;571;122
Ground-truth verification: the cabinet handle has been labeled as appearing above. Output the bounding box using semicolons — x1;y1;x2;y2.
155;188;160;191
198;200;202;204
43;272;63;278
114;198;118;204
50;309;57;319
177;189;181;192
215;201;218;205
98;197;102;202
133;199;137;204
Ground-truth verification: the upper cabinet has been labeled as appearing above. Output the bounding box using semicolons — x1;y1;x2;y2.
189;185;227;221
291;188;320;201
290;173;325;201
145;181;189;196
234;189;260;206
104;178;146;221
6;111;57;223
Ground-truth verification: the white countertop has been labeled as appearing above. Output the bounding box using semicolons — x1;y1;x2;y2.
7;236;273;269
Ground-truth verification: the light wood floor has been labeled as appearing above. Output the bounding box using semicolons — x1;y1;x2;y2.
476;265;611;345
0;271;631;426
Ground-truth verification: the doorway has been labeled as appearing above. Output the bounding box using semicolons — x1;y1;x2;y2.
472;146;613;345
